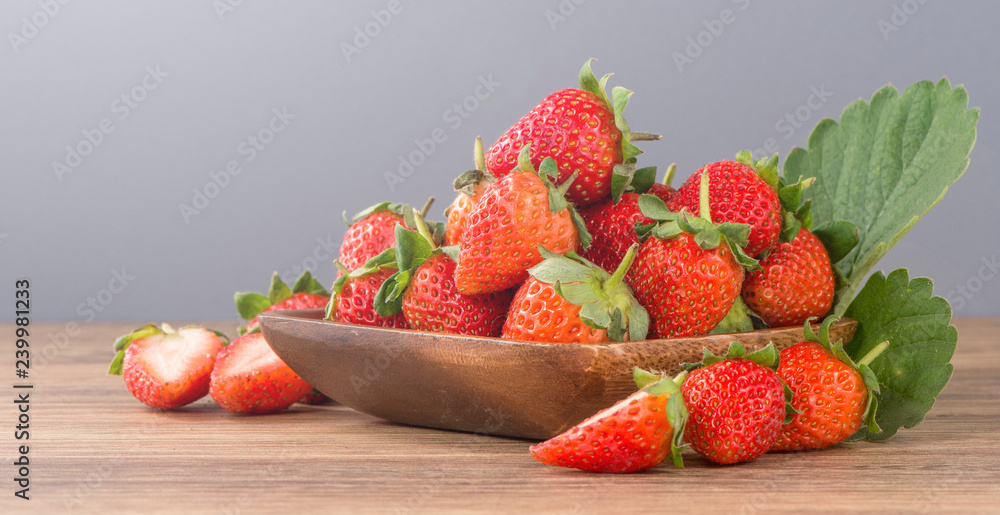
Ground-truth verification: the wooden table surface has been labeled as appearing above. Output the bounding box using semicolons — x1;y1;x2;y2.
2;318;998;514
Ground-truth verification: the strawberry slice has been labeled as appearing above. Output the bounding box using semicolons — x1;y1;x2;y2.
209;333;312;414
530;370;687;473
108;324;227;410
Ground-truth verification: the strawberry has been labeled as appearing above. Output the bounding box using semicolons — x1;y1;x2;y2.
329;262;410;329
339;199;439;272
742;227;835;327
235;270;329;335
444;137;494;246
626;174;757;338
209;332;312;414
530;370;688;473
578;165;675;274
502;245;648;343
455;144;590;295
108;324;227;410
485;59;660;206
681;342;788;464
771;319;887;451
667;157;781;257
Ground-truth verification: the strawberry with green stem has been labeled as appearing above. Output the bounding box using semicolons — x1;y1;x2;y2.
485;59;661;206
108;323;228;410
444;136;495;246
771;317;888;451
339;198;440;273
530;369;688;473
455;144;591;295
627;173;757;338
502;245;648;343
235;270;329;335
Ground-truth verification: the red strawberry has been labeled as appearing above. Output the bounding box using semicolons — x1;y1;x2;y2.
668;159;781;257
530;370;687;473
771;322;887;451
236;270;330;335
742;227;835;327
209;332;312;414
682;343;787;464
401;253;513;337
485;59;659;206
579;166;675;273
502;246;648;343
626;174;756;338
444;137;494;246
339;199;438;272
455;145;590;295
331;264;410;329
108;324;227;410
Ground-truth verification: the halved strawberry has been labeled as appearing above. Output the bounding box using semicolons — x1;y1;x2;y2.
108;324;227;410
209;333;312;414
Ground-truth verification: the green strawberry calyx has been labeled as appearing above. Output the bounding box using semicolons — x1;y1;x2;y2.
341;197;443;240
450;136;496;200
515;143;593;250
528;244;650;342
577;59;663;202
234;270;329;335
803;316;889;434
636;172;760;270
734;150;820;244
107;323;229;375
632;368;689;468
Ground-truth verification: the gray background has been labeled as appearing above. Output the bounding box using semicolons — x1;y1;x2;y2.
2;0;997;323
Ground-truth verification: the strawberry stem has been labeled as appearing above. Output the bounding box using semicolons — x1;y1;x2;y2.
474;136;486;172
663;163;676;188
606;243;639;291
858;341;890;367
698;172;713;224
629;132;663;142
412;208;437;248
418;197;435;219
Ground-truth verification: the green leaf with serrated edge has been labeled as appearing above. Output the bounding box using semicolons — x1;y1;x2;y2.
843;269;956;441
637;193;674;221
709;297;755;335
108;324;162;374
784;79;978;316
235;292;272;321
267;272;293;305
633;367;661;389
577;59;606;104
745;343;780;369
290;270;329;295
812;220;860;265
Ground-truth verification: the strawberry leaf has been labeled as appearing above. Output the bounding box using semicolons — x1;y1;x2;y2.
785;79;978;316
234;292;272;321
709;297;755;335
811;220;860;265
267;272;293;305
108;324;162;375
844;269;956;441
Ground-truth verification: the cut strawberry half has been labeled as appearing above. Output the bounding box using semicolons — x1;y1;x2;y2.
209;333;312;414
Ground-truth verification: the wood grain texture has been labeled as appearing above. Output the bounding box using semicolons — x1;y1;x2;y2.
1;319;997;514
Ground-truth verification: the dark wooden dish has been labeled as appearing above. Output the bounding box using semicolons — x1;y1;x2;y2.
258;309;857;440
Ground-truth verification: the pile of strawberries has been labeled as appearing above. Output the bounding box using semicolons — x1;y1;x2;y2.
109;59;887;471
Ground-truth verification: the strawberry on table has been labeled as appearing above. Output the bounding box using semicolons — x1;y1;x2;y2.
444;137;494;247
486;59;660;206
209;332;312;414
502;245;648;343
455;144;590;295
681;342;788;465
772;319;887;451
530;369;688;473
235;270;330;335
108;324;228;410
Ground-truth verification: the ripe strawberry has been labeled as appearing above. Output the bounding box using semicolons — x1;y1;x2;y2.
444;137;494;246
108;324;227;410
402;253;513;337
668;158;781;257
530;370;687;473
771;321;887;451
626;174;756;338
681;342;787;464
485;59;659;206
579;165;675;273
339;199;439;272
330;264;410;329
235;270;329;335
742;227;835;327
209;332;312;414
502;246;648;343
455;144;590;295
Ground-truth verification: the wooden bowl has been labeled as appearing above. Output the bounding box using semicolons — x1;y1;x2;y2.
258;309;856;440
